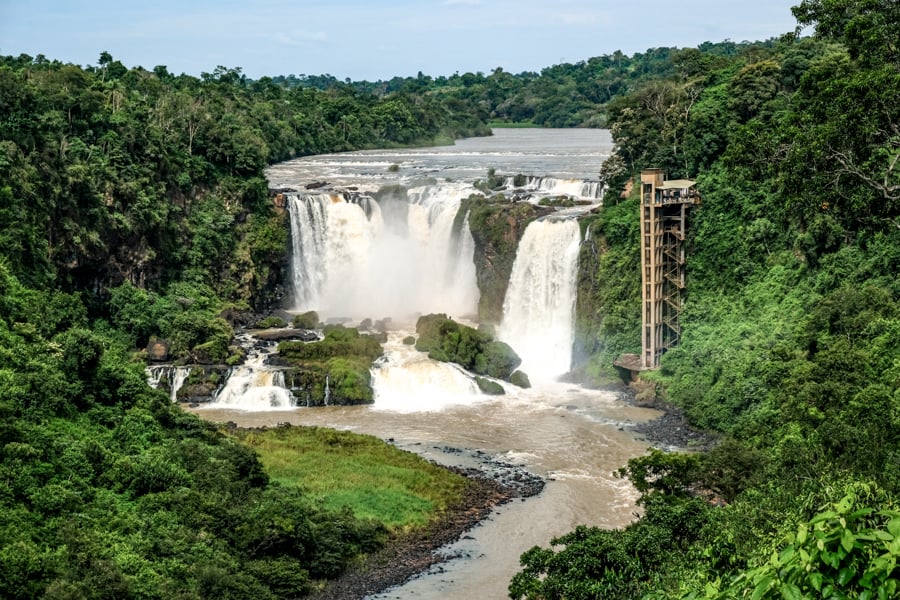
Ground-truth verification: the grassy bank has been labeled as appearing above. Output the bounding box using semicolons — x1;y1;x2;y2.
487;120;540;128
232;425;469;530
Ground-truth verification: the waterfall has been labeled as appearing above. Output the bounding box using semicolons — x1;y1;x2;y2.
146;365;192;402
581;181;605;199
450;212;479;313
499;219;581;382
215;367;294;410
287;183;479;322
407;184;480;318
371;331;483;413
503;175;604;199
210;335;294;410
287;192;383;312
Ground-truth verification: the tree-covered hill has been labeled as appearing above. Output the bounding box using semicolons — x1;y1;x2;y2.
512;1;900;598
0;53;488;303
273;40;770;128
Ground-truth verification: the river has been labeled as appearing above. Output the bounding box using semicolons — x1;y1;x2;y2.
193;129;660;599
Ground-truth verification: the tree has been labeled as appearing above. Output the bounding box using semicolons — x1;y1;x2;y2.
792;0;900;66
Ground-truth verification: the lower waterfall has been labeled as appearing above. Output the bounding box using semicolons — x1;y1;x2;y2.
499;218;581;382
147;365;192;402
371;331;483;413
212;336;294;410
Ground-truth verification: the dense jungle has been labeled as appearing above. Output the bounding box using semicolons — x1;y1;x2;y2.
1;0;899;597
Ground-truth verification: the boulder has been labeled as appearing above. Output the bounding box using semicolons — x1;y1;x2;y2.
146;338;169;362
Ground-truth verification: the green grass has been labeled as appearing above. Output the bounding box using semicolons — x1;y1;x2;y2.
232;425;468;530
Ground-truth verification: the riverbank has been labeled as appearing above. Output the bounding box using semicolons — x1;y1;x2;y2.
310;447;545;600
620;383;716;450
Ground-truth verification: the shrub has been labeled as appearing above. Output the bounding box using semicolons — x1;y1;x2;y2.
255;316;287;329
325;358;374;404
292;311;319;329
415;314;522;383
509;370;531;388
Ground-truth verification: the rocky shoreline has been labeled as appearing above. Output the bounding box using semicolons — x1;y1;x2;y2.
619;386;716;451
310;447;544;600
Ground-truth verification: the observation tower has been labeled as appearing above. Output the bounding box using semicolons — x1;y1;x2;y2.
616;169;701;373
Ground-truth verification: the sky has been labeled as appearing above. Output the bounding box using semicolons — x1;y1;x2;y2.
0;0;802;81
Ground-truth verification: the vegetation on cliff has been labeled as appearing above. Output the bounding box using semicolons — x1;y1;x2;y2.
512;1;900;598
415;313;526;385
457;193;550;322
277;325;384;405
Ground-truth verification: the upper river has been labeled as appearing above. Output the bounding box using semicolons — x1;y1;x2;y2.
193;128;662;599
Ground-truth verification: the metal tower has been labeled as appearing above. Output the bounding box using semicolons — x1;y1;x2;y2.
640;169;700;369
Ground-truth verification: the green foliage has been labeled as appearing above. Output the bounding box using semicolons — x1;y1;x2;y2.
617;449;703;503
255;315;287;329
278;327;382;362
415;313;523;382
235;425;469;529
292;310;320;329
476;340;522;380
509;370;531;388
463;198;544;321
510;494;713;600
324;357;374;404
474;376;505;395
700;485;900;600
277;326;383;405
572;201;642;383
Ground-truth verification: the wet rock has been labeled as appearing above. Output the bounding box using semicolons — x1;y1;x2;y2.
620;388;715;450
253;328;320;342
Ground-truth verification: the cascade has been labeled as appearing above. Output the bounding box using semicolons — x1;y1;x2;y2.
370;331;483;413
287;192;383;312
146;365;192;402
211;336;294;410
498;218;581;382
503;175;604;199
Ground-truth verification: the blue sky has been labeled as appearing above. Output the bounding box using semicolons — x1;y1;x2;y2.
0;1;801;81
